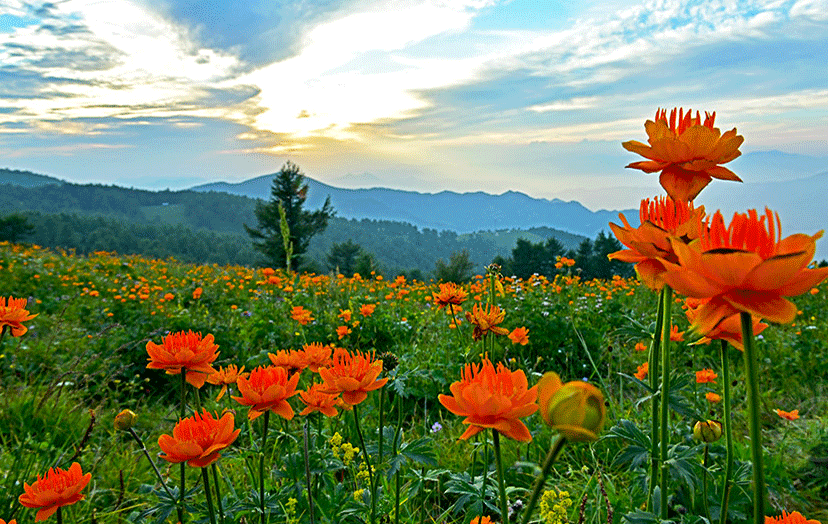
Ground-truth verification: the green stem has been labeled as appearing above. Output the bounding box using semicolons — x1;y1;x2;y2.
127;428;179;504
353;405;376;524
394;396;403;524
493;430;510;522
303;419;316;524
211;464;225;524
378;384;385;463
57;506;63;524
260;410;270;524
702;444;711;523
180;372;187;523
482;433;489;511
648;289;665;511
741;312;766;523
719;340;734;524
521;435;566;524
202;467;217;524
659;285;673;519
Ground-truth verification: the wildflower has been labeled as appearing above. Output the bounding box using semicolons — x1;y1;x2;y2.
353;489;365;501
0;519;17;524
765;511;821;524
232;365;300;420
340;442;359;465
706;392;722;403
634;341;648;352
291;306;315;325
298;384;340;417
338;309;352;322
438;359;538;441
18;462;92;522
298;342;333;372
470;517;494;524
430;421;443;433
465;303;510;341
146;330;219;388
669;325;684;342
693;420;723;442
508;326;530;345
318;348;388;406
206;364;249;401
622;108;744;202
685;299;767;351
696;369;718;384
661;208;828;332
359;303;376;317
268;349;305;373
432;282;468;309
634;362;648;380
539;489;572;524
608;196;704;290
158;409;240;467
537;372;606;442
0;295;37;337
775;409;799;421
192;287;203;299
114;409;137;431
336;325;351;339
163;292;174;301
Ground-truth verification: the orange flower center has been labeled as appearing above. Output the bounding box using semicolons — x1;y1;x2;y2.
30;468;79;494
656;107;716;135
700;208;780;259
175;411;224;448
640;196;696;233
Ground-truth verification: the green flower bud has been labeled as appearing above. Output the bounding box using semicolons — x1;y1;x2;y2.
537;372;606;442
114;409;137;431
693;420;723;443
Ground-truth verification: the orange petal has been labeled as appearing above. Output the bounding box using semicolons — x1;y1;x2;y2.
722;291;798;324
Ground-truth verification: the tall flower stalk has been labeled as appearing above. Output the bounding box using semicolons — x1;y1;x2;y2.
741;312;766;523
659;286;672;518
719;340;735;524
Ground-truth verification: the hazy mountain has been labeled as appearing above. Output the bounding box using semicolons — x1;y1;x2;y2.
0;168;64;188
192;176;638;238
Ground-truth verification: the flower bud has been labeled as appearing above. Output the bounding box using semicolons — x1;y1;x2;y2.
693;420;723;443
537;372;606;442
114;409;137;431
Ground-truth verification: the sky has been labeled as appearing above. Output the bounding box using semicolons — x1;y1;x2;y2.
1;0;827;211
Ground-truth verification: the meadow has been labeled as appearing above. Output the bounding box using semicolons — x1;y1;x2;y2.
1;240;827;524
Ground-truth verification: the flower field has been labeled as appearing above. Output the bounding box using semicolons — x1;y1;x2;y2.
2;108;828;524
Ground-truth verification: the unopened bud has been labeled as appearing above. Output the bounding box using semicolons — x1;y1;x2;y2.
114;409;137;431
693;420;723;443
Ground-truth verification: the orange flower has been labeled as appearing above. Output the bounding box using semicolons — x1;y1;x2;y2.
634;341;648;352
206;364;249;401
298;383;340;417
470;518;494;524
268;349;305;373
0;519;17;524
232;365;300;420
537;373;605;442
336;325;351;339
432;282;469;309
685;299;768;351
318;348;388;406
163;292;175;301
775;409;799;421
0;295;37;337
298;342;333;373
438;359;538;442
192;287;203;299
662;208;828;333
158;409;240;467
465;303;509;341
508;326;530;345
338;309;352;322
634;362;648;380
669;325;685;342
146;330;219;388
609;196;704;290
706;392;722;403
622;107;744;202
696;368;718;384
291;306;314;325
765;511;820;524
18;462;92;522
359;303;376;317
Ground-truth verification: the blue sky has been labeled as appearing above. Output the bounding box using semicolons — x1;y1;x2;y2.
1;0;827;211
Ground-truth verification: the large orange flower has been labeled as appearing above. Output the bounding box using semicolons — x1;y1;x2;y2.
146;330;219;388
0;295;37;337
268;349;305;373
19;462;92;522
609;196;704;290
206;364;249;401
465;303;509;341
232;365;301;420
298;383;340;417
298;342;333;373
318;348;388;406
661;208;828;333
438;359;538;442
432;282;468;309
158;409;240;468
623;108;744;202
765;511;820;524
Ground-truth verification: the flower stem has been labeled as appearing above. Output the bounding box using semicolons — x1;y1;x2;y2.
521;435;566;524
202;467;217;524
702;444;711;522
647;289;665;512
493;430;510;522
180;371;187;523
719;340;734;524
659;285;672;519
57;506;63;524
741;312;766;523
378;384;385;463
211;464;225;524
127;428;179;503
303;419;316;524
393;395;403;524
353;404;376;524
260;410;270;524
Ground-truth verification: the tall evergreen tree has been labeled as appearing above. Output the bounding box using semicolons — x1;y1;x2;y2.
244;161;334;270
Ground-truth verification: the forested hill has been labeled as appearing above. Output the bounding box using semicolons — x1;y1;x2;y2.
0;169;591;276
